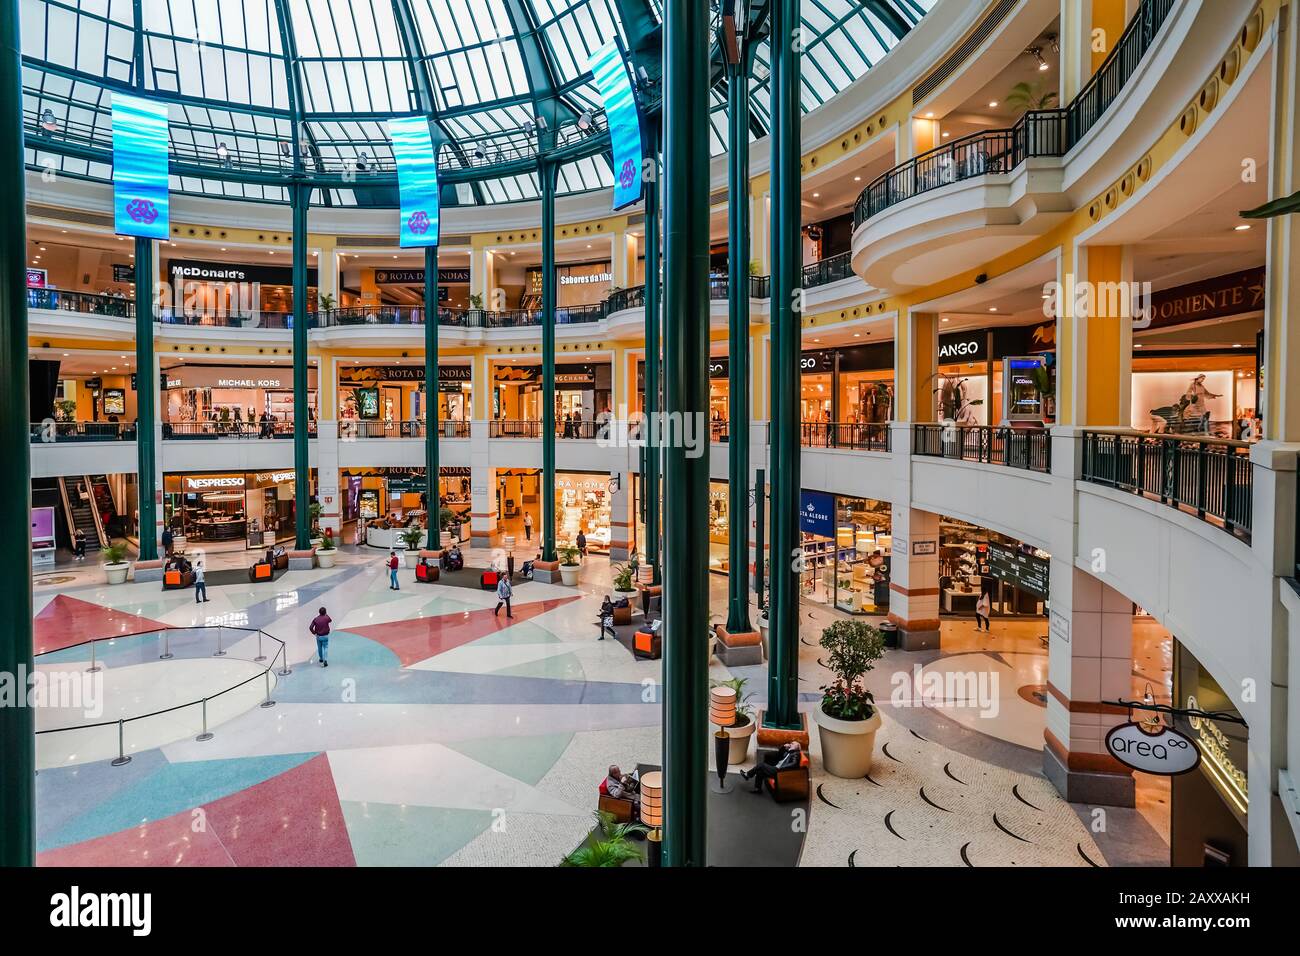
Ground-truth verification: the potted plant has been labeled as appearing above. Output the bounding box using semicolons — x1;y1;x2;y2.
316;531;338;569
468;292;485;311
317;292;336;311
611;563;637;600
560;810;647;867
438;506;454;549
308;502;324;547
811;619;886;778
1004;80;1059;114
559;544;581;586
400;525;424;567
102;542;130;585
711;676;757;765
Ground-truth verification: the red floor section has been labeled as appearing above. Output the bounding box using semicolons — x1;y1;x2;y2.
34;595;171;655
37;755;355;868
347;596;581;667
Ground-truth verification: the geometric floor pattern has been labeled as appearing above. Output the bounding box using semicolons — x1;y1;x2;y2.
32;547;1163;866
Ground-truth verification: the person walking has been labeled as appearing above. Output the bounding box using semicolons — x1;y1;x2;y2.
494;573;514;619
523;510;533;542
73;528;86;560
975;590;991;633
309;606;332;666
576;529;587;557
161;525;174;555
194;560;209;603
388;550;400;590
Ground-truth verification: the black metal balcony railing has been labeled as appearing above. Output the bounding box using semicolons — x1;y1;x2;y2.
800;421;891;452
28;287;135;318
490;420;541;438
801;251;855;289
162;421;316;440
29;421;136;442
340;420;470;439
1081;430;1252;541
913;423;1052;473
854;0;1175;227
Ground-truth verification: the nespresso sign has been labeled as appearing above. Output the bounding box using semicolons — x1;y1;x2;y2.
375;268;472;284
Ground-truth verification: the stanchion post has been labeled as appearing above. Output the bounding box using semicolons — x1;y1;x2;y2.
255;629;266;662
196;698;214;742
111;719;131;767
159;629;173;660
260;669;276;709
277;642;292;677
86;638;101;674
214;625;226;657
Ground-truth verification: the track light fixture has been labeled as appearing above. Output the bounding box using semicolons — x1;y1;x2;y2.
39;108;58;132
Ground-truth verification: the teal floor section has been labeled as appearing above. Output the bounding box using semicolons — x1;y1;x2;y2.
340;801;493;866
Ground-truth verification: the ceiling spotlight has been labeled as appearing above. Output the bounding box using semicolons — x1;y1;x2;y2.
473;143;485;160
577;110;593;131
39;108;58;132
636;66;651;87
356;152;370;171
216;142;228;160
279;140;292;158
1029;47;1049;71
535;115;548;130
1047;33;1060;54
523;119;536;135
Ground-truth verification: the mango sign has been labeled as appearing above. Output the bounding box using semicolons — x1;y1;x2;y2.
1105;722;1201;775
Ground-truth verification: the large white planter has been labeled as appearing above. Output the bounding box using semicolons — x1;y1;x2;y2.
559;564;580;586
614;588;637;605
105;563;130;585
440;530;452;549
317;549;337;569
812;704;883;778
725;717;756;765
403;549;421;569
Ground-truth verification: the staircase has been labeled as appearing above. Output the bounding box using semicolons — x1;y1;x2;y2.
58;476;107;552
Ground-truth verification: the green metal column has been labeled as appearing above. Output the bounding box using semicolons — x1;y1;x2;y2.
424;244;440;526
134;237;157;560
291;182;311;548
0;0;33;867
661;0;710;868
725;57;752;636
765;0;803;730
540;160;558;563
643;132;661;584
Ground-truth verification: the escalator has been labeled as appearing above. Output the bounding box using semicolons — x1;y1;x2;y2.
57;476;108;552
88;475;123;538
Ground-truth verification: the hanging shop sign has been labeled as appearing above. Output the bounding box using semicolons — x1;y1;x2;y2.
112;93;170;240
113;264;136;283
987;542;1049;599
374;268;471;284
1146;267;1266;331
799;490;836;538
588;38;645;211
708;358;728;379
560;271;614;286
26;268;47;288
1104;721;1201;775
388;115;441;248
102;388;126;416
338;365;471;385
167;259;318;287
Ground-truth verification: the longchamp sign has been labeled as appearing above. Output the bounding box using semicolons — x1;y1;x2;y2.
1104;721;1201;775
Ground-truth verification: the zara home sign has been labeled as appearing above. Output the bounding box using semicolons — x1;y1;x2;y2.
1104;721;1201;775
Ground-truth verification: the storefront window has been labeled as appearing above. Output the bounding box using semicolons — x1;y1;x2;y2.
1131;354;1257;440
798;491;892;615
163;470;304;550
163;365;317;435
556;472;612;552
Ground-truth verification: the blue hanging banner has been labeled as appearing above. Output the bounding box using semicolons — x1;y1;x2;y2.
388;116;441;248
112;94;170;239
587;40;644;211
800;491;836;538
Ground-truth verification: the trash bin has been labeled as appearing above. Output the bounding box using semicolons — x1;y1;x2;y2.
879;621;900;649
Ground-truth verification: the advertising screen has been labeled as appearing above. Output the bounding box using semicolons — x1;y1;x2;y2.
587;40;644;211
388;116;441;248
112;94;171;239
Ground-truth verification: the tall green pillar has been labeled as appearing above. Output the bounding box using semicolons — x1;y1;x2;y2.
661;0;710;868
643;132;661;584
540;160;558;563
765;0;802;730
0;0;34;867
134;237;157;560
424;244;440;529
291;182;311;548
725;57;752;636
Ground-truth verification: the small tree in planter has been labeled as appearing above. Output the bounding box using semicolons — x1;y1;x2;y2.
308;502;324;545
812;619;886;778
400;525;424;568
102;542;130;585
558;544;581;586
611;563;636;597
438;506;455;548
711;675;757;764
317;531;338;568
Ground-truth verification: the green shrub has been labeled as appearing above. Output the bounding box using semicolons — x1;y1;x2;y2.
818;620;885;721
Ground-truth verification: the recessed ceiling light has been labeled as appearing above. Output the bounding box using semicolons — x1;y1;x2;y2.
1233;343;1242;348
853;176;861;182
942;132;950;138
924;112;934;119
941;317;950;323
988;307;998;312
988;101;998;108
1134;343;1144;348
1234;224;1251;231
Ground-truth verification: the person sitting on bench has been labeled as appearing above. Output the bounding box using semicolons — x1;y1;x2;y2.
740;741;804;792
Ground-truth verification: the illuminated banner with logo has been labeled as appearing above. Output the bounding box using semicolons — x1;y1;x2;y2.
112;94;170;239
588;40;643;211
800;491;836;538
388;116;441;248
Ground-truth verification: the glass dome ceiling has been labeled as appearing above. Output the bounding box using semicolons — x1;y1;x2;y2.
22;0;933;206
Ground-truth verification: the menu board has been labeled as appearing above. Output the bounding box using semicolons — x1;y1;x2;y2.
987;542;1049;599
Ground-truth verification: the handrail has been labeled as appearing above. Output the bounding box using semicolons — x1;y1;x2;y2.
799;420;891;452
85;474;109;550
801;251;855;288
33;626;287;749
853;0;1176;227
913;423;1052;473
31;421;135;442
1080;429;1252;541
162;421;315;439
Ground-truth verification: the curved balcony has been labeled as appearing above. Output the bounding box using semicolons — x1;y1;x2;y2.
852;0;1176;229
913;423;1051;473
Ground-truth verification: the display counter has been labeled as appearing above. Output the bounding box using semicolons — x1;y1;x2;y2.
363;524;428;550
